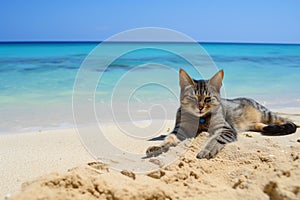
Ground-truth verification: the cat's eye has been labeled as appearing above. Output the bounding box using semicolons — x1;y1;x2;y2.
186;96;197;102
204;97;212;103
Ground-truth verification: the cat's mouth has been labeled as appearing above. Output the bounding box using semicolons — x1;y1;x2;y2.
198;108;210;117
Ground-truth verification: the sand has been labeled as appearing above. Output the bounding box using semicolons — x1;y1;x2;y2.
0;128;93;198
2;109;300;200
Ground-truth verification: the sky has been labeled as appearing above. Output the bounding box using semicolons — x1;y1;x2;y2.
0;0;299;43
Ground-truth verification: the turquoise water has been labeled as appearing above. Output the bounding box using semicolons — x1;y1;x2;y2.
1;42;300;133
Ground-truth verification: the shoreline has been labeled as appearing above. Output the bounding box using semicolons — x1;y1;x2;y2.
1;105;300;136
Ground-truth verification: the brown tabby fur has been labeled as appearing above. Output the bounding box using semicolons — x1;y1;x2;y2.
146;69;298;159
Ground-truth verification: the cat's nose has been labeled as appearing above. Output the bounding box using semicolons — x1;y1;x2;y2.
199;103;204;111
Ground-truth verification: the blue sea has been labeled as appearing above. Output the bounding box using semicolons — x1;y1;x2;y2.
1;42;300;134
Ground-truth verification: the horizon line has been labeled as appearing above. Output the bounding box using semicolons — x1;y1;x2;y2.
0;41;299;45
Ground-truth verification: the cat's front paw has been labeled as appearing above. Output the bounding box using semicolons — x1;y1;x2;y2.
196;149;216;159
196;141;224;159
146;145;169;157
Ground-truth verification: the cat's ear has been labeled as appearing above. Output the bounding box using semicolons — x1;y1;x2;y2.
179;69;194;89
209;70;224;91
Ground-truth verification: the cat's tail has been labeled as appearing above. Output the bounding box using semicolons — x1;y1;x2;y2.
260;111;298;136
262;121;297;136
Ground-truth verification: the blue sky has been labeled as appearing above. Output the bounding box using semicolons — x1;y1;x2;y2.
1;0;299;43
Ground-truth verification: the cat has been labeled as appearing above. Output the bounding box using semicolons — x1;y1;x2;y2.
146;69;298;159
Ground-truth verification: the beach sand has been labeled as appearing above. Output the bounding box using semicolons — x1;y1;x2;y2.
2;108;300;200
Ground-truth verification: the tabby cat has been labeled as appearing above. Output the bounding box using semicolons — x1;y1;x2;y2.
146;69;297;159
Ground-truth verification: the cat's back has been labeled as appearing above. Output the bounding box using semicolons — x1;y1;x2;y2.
221;97;267;111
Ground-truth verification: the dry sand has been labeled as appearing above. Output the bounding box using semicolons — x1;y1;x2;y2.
2;109;300;200
0;128;93;198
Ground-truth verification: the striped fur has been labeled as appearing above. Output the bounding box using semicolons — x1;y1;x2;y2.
146;69;297;159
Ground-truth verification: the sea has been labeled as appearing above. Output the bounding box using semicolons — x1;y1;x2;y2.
1;42;300;134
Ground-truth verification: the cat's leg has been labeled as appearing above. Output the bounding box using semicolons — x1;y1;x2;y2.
196;130;237;159
146;133;180;157
250;122;266;132
146;107;199;157
197;116;237;159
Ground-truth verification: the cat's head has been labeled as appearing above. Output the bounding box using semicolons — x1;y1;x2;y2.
179;69;224;117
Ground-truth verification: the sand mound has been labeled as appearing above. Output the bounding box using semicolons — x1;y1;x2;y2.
10;131;300;200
